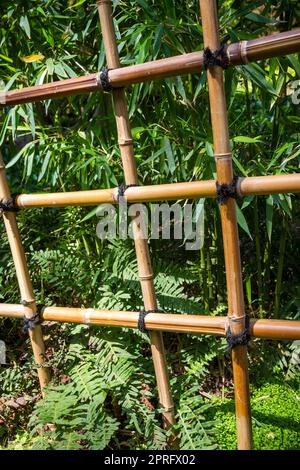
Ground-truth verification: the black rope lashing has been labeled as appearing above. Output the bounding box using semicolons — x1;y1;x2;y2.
226;314;250;351
99;67;112;92
216;176;240;205
203;45;229;70
22;304;45;334
138;309;164;333
118;184;139;202
0;193;20;214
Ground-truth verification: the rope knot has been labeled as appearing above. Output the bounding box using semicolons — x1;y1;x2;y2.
22;304;45;334
98;67;112;92
118;184;139;202
216;176;240;205
203;45;229;70
226;314;250;351
138;309;164;333
0;194;20;214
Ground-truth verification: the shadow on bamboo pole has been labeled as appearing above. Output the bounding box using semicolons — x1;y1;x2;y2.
97;0;176;433
0;152;50;393
199;0;253;450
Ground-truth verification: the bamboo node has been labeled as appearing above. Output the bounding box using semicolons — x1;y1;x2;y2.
84;308;94;324
96;0;112;5
118;138;133;146
214;152;232;161
21;299;35;307
161;405;174;413
240;40;249;64
139;274;154;281
203;45;229;69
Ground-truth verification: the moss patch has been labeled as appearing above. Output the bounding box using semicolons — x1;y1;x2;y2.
208;381;300;450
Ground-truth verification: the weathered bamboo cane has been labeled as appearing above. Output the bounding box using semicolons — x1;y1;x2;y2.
11;173;300;208
199;0;253;449
1;304;300;341
0;152;50;392
97;0;175;429
1;28;299;108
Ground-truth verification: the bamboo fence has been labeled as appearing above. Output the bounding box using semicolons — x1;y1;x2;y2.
0;0;299;450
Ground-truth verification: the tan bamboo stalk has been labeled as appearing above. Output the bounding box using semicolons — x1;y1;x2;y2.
199;0;253;449
97;0;175;429
1;304;300;341
0;152;50;392
13;173;300;208
1;28;299;108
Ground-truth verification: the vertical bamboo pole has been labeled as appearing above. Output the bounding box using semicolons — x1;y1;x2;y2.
199;0;253;449
0;152;50;392
97;0;175;429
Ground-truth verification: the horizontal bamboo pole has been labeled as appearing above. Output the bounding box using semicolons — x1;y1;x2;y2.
0;74;99;107
1;304;300;341
1;28;299;108
13;173;300;208
110;28;300;85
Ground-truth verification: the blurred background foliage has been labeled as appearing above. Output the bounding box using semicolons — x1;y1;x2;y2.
0;0;299;450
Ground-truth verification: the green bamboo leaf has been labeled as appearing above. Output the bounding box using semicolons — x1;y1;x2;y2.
54;63;68;78
38;150;52;182
68;0;88;8
19;15;31;39
25;103;35;138
163;137;176;174
4;71;22;91
288;54;300;79
136;0;156;18
245;12;277;24
246;276;252;304
80;206;102;222
26;151;34;178
6;141;36;169
242;64;277;96
232;155;248;177
266;195;274;242
153;24;164;57
236;205;252;239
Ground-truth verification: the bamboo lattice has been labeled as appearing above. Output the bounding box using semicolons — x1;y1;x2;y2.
0;0;300;450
